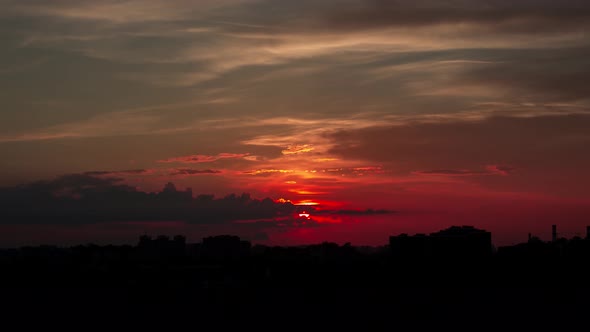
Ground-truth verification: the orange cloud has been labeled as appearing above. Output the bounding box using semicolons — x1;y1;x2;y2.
282;144;314;155
313;158;340;162
244;169;295;175
289;189;328;195
158;153;249;164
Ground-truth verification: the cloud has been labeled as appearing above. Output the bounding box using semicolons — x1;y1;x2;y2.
1;0;590;200
6;0;259;23
158;153;249;164
243;166;384;177
243;169;295;176
486;165;515;176
328;114;590;166
0;173;298;225
313;158;340;162
414;166;515;177
2;0;588;142
327;113;590;196
243;155;264;161
315;1;590;34
315;208;394;216
169;169;221;176
455;48;590;102
84;169;152;176
0;172;393;233
0;97;248;143
7;0;589;91
414;169;488;176
0;107;197;143
281;144;314;155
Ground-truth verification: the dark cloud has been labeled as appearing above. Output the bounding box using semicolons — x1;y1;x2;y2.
316;208;393;216
328;114;590;167
158;153;249;164
0;173;393;231
84;169;150;176
314;0;590;34
327;114;590;195
487;165;515;176
0;174;297;225
169;169;221;176
415;169;488;176
453;47;590;101
414;166;514;176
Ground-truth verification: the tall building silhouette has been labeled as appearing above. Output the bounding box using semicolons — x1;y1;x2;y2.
390;226;492;259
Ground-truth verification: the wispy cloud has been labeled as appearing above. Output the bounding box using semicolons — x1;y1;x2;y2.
0;98;238;143
7;0;589;89
281;144;314;155
0;111;164;142
8;0;259;23
158;153;249;164
169;168;222;176
84;169;153;176
413;165;515;177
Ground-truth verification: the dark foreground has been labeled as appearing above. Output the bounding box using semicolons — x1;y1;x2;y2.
2;239;590;330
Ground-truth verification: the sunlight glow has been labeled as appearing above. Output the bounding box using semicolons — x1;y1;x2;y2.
298;212;311;219
294;200;320;206
289;189;327;195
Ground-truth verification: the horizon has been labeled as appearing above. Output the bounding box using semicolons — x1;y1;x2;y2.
0;172;586;248
1;1;589;247
0;222;590;253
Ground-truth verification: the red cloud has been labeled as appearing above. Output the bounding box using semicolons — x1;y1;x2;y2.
486;165;515;176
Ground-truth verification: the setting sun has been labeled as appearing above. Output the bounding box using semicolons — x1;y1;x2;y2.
298;212;311;219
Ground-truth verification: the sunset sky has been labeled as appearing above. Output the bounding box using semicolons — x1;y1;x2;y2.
1;0;589;247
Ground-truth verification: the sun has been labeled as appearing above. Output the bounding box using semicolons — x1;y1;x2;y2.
298;212;311;219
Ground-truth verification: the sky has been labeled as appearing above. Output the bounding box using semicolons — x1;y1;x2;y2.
1;0;589;247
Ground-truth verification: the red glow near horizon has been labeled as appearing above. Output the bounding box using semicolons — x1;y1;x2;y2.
294;200;320;206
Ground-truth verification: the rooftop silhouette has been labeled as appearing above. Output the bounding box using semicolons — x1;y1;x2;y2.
2;225;590;330
390;225;492;259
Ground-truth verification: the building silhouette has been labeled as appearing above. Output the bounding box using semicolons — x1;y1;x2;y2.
498;225;590;259
390;226;492;259
200;235;251;260
137;234;186;259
